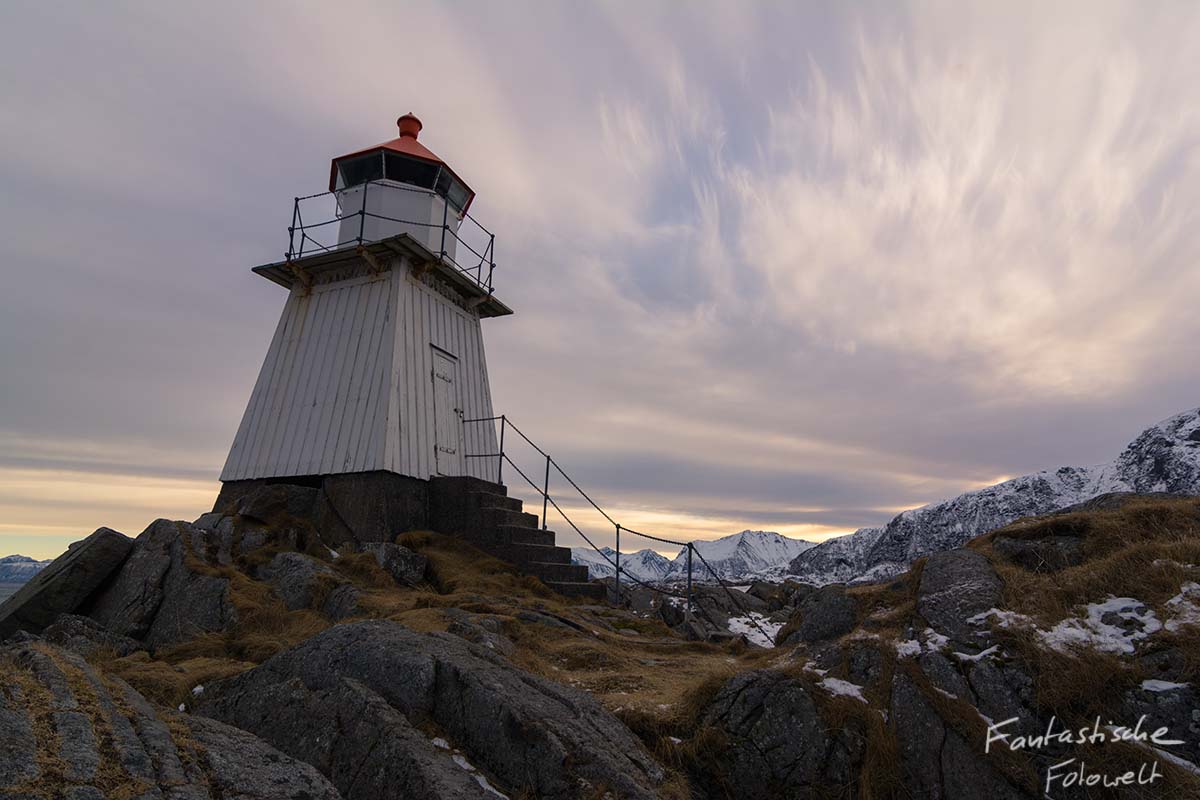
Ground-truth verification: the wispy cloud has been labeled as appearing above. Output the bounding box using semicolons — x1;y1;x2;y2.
1;2;1198;559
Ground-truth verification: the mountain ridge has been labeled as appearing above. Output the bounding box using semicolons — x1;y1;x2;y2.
786;405;1200;584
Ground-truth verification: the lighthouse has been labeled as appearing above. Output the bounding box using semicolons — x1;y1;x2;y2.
216;114;510;533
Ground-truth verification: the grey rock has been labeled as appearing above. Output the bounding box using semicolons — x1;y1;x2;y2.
0;527;133;640
185;715;343;799
258;552;360;619
200;673;494;799
891;670;1032;799
992;534;1083;572
42;613;142;658
0;681;38;786
698;669;863;797
0;640;343;799
86;520;238;649
198;620;664;800
917;549;1003;643
446;617;515;657
777;585;857;646
357;541;427;585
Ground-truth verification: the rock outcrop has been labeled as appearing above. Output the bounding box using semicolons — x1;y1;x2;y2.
86;519;239;650
198;620;665;800
0;527;133;640
0;639;341;799
257;551;360;620
776;584;857;646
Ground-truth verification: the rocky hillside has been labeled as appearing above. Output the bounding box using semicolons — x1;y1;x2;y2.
2;483;1198;799
574;530;817;584
788;405;1200;584
0;554;51;583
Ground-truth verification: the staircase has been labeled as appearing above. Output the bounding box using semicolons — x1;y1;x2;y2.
429;476;604;599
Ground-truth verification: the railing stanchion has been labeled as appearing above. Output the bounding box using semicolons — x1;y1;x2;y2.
440;197;448;261
686;544;694;622
358;181;368;245
497;415;506;485
288;198;299;259
615;523;621;601
541;453;550;530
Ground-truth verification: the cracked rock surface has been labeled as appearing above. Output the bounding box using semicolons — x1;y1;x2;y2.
0;639;341;799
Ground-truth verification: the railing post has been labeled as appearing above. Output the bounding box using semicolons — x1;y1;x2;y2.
614;524;621;600
440;196;448;260
496;415;506;485
358;181;369;245
686;544;694;622
541;453;550;530
288;198;299;259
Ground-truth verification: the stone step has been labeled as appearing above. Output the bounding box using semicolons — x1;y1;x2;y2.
467;491;522;513
544;580;606;600
429;475;508;497
522;561;591;584
487;542;573;565
494;525;556;546
477;507;540;530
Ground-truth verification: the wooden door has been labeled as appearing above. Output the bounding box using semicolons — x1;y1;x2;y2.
431;347;464;476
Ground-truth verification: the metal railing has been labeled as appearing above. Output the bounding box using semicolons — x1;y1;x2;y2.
285;180;496;293
463;415;774;644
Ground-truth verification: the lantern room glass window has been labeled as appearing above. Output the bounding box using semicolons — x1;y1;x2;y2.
335;153;383;189
334;150;472;213
385;153;438;189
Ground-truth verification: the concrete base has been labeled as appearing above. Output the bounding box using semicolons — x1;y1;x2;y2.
214;471;430;545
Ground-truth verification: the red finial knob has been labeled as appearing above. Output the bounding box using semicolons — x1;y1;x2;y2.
397;113;423;139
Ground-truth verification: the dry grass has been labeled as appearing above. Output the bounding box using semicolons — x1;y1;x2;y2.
973;496;1200;621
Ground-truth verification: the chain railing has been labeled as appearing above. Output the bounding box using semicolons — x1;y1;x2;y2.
285;180;496;294
463;415;775;645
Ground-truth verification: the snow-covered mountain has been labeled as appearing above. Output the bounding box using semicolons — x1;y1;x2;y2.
669;530;817;583
788;405;1200;585
573;530;818;584
0;555;51;584
571;547;672;583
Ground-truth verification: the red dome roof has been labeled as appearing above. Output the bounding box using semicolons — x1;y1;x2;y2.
328;113;475;211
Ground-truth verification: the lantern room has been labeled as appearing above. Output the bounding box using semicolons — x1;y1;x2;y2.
330;113;474;260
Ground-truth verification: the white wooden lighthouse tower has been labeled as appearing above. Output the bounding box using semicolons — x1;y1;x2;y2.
218;114;509;521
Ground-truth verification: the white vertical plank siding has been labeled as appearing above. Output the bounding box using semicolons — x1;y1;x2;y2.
221;256;498;483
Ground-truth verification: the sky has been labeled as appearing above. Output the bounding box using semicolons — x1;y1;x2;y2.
2;2;1199;560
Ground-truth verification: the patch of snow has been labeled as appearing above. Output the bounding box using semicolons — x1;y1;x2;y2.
727;612;782;648
669;736;682;744
1153;747;1200;777
327;547;339;559
923;628;950;649
1142;679;1190;693
431;737;449;749
952;645;999;663
177;703;186;712
1165;582;1200;633
818;677;867;703
1041;597;1161;655
450;753;508;798
894;640;922;659
191;685;204;696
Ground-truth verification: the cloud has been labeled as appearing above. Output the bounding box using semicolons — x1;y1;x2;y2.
1;2;1198;558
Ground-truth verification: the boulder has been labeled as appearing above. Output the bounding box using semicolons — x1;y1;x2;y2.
257;552;361;620
198;620;664;800
86;519;238;649
696;669;864;797
776;585;857;646
357;541;427;585
917;549;1003;643
992;534;1083;572
0;640;341;799
41;613;142;658
890;670;1031;799
0;527;132;640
